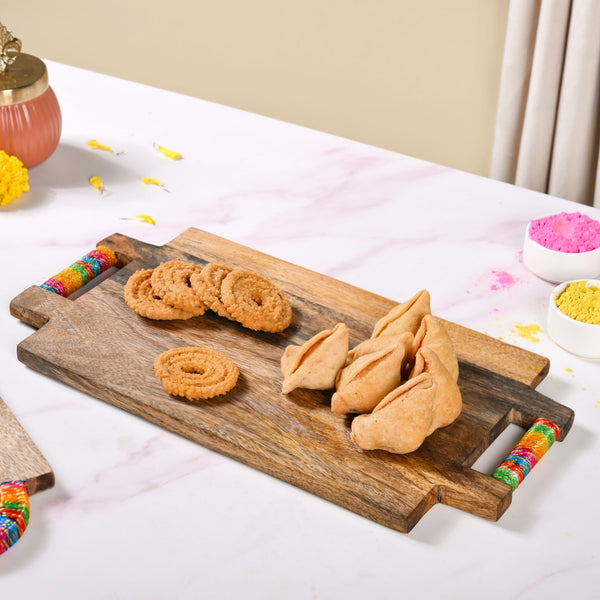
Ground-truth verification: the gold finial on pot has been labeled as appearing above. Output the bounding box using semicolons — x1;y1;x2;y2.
0;22;22;74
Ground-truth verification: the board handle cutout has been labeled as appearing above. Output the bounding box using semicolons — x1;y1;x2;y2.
39;245;118;297
491;418;560;491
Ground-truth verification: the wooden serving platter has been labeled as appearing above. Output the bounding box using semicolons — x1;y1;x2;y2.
9;228;573;532
0;395;54;495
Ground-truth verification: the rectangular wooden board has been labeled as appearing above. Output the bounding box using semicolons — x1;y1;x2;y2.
9;229;573;532
0;396;54;495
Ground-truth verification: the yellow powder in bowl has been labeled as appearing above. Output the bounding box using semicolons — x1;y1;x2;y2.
555;281;600;325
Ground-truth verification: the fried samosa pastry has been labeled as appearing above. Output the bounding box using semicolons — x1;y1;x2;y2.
331;344;405;415
351;373;435;454
410;314;459;381
410;346;462;434
345;331;414;366
371;290;431;339
281;323;349;394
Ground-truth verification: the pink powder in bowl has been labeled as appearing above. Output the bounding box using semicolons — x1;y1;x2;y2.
528;212;600;253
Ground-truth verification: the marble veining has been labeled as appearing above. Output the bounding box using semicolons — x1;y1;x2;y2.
0;61;599;598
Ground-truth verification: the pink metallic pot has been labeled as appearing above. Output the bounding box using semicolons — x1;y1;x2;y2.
0;26;61;168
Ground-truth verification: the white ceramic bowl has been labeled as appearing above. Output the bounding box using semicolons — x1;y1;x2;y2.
523;222;600;283
547;279;600;359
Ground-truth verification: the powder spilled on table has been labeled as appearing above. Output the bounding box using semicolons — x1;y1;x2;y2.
512;322;541;343
489;270;519;292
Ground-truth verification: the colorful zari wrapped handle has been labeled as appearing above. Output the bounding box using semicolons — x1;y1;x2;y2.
0;480;30;555
40;245;118;297
492;418;560;491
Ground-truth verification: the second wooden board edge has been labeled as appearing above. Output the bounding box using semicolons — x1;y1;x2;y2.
97;228;550;388
0;397;54;496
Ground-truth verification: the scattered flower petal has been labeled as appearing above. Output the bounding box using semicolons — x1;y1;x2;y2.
120;214;156;225
0;150;29;206
88;139;114;152
141;177;162;186
88;139;124;154
88;175;104;193
154;143;182;160
141;177;170;192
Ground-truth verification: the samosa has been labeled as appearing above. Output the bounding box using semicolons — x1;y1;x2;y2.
331;344;406;415
371;290;431;339
351;373;435;454
281;323;349;394
410;314;459;381
411;346;462;434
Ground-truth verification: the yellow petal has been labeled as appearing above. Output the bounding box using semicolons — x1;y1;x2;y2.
135;215;155;224
119;214;156;225
154;143;182;160
141;177;170;192
89;175;104;192
88;139;114;152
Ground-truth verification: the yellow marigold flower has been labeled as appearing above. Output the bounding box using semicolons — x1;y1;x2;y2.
0;150;29;206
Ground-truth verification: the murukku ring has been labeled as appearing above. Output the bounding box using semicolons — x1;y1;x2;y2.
189;263;233;319
150;261;208;315
154;346;239;400
124;269;197;320
220;269;292;332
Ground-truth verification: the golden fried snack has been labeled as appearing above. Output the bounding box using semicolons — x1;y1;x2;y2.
345;331;414;367
124;269;196;320
371;290;431;338
350;373;435;454
331;344;406;415
150;260;207;315
189;263;233;319
281;323;349;394
221;269;292;333
153;346;239;400
410;346;462;434
410;314;459;381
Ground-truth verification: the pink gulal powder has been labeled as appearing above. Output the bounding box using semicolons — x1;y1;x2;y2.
528;211;600;253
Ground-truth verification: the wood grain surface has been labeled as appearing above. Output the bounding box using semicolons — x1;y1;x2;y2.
9;228;573;532
0;396;54;494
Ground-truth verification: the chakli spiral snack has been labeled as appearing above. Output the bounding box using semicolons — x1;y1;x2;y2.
154;346;239;400
220;269;292;333
124;269;196;320
189;263;233;319
125;260;293;332
150;261;208;315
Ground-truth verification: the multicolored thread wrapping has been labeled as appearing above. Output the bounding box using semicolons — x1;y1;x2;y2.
492;418;560;491
0;480;30;555
40;245;118;297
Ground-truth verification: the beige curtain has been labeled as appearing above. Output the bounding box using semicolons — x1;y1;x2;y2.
489;0;600;207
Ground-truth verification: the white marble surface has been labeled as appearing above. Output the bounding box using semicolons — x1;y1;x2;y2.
1;61;599;598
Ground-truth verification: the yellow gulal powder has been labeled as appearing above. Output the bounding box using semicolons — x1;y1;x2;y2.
555;280;600;325
513;322;541;342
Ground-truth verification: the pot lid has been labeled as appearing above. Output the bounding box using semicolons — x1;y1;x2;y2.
0;22;48;106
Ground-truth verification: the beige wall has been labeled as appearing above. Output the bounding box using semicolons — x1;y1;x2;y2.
3;1;508;176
